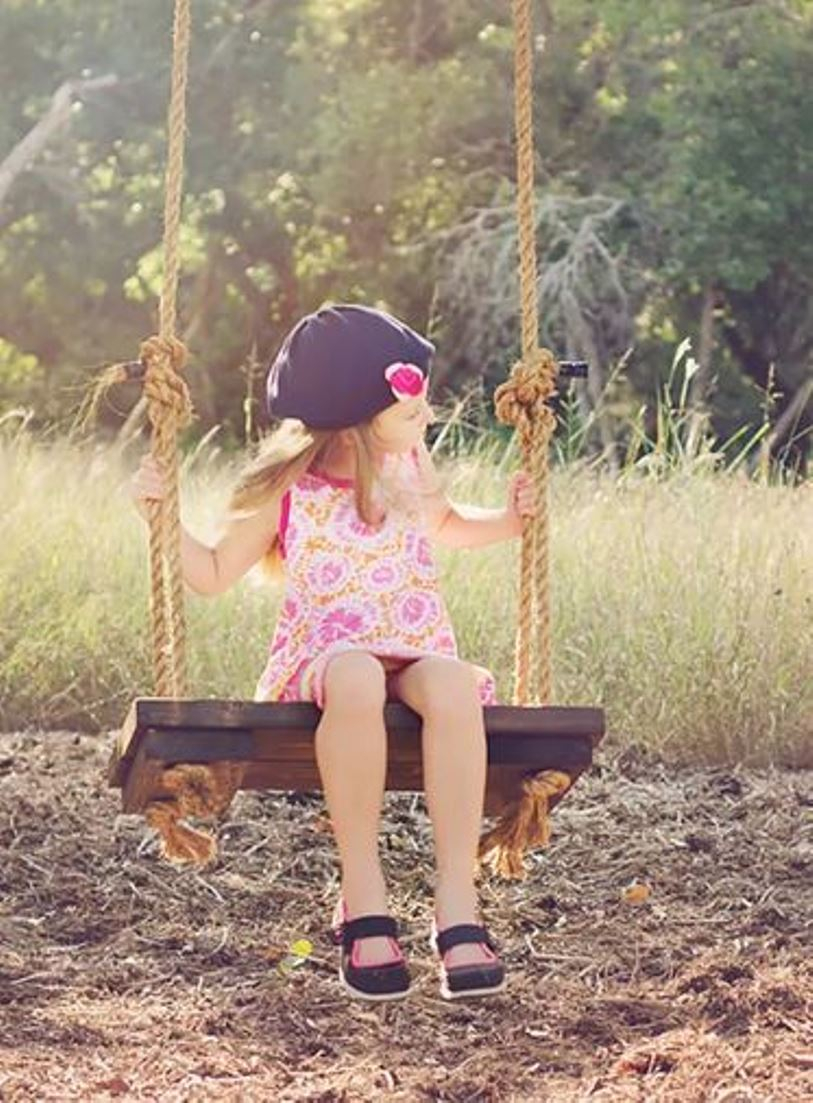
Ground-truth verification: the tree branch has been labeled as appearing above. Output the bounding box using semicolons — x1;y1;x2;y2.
0;75;118;209
767;375;813;453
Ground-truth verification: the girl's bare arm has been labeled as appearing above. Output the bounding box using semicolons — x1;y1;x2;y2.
130;455;281;595
412;439;533;549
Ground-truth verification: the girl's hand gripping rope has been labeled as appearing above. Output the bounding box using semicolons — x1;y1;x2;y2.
130;454;167;522
506;470;536;536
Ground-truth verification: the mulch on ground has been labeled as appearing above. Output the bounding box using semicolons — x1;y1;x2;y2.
1;731;811;1101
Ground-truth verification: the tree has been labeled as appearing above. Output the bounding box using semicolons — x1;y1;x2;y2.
0;0;809;467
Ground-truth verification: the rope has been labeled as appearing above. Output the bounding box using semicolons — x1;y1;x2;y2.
149;0;192;697
512;0;542;368
479;771;571;880
145;762;245;866
87;0;193;696
85;0;240;864
504;0;558;707
140;0;244;863
142;335;192;698
159;0;190;343
494;352;557;706
477;0;565;881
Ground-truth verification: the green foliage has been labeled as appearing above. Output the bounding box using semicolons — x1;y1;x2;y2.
652;9;813;291
0;339;43;410
554;338;782;476
0;0;810;461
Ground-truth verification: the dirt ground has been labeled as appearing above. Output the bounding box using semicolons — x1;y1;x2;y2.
0;731;811;1102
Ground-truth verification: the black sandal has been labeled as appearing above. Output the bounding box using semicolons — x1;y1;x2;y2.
330;909;411;1002
431;922;506;1000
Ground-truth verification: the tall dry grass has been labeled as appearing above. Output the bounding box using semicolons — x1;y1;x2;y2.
1;414;809;765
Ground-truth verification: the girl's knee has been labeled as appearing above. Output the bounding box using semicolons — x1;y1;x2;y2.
323;651;387;711
415;658;481;717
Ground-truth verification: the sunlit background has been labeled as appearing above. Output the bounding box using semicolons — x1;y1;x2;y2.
1;1;811;759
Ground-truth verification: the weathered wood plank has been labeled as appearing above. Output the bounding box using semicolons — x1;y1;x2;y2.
136;728;593;769
107;696;605;816
121;743;174;814
110;698;605;783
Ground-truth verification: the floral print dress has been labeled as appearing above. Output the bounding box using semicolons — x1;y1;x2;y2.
254;454;497;708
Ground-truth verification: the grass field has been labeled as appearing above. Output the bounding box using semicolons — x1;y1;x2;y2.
1;429;810;765
2;426;811;1102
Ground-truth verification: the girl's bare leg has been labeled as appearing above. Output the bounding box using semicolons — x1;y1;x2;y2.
315;650;399;966
389;657;492;969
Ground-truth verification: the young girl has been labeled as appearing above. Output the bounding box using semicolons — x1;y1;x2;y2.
131;303;535;1002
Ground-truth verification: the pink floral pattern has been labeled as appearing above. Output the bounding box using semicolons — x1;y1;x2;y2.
363;560;405;593
306;552;351;595
255;453;497;707
333;500;390;547
312;602;374;647
395;591;441;633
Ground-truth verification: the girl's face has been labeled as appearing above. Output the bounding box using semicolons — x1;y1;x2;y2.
370;396;435;453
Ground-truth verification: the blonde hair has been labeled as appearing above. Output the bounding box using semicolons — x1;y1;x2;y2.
228;418;387;579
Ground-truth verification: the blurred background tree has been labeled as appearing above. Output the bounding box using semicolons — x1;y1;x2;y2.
0;0;810;466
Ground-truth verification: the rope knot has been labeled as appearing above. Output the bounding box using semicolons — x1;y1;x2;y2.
140;335;193;431
494;348;558;445
144;762;245;866
478;769;572;880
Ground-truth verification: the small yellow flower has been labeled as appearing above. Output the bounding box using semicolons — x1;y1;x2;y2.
276;938;314;977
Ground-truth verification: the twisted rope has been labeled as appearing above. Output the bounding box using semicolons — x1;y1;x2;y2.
148;0;192;697
494;351;557;706
142;335;192;698
477;0;566;880
159;0;191;346
479;771;571;880
84;1;193;697
512;0;542;368
504;0;558;708
142;1;245;864
81;1;240;864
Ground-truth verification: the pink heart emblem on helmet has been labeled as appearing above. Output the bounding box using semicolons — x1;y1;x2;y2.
384;362;427;401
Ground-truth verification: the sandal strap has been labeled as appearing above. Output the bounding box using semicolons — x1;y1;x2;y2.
341;914;399;950
436;923;497;957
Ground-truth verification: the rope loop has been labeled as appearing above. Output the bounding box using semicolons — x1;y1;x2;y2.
140;335;193;434
494;348;559;448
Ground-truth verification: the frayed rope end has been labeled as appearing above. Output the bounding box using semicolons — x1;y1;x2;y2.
478;770;572;880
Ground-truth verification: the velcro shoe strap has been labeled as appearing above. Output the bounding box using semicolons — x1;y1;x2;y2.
436;924;495;957
341;914;398;949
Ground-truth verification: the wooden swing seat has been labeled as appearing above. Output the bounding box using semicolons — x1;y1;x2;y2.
108;698;605;818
